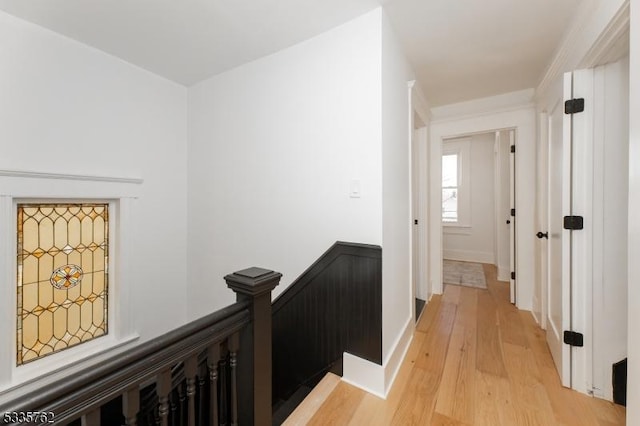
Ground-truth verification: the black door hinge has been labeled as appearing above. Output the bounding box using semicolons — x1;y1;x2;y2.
510;208;516;217
510;145;515;153
511;272;516;280
563;215;584;230
414;219;418;225
565;98;585;114
564;330;584;347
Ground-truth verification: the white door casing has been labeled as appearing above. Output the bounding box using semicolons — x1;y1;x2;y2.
536;111;549;329
545;73;571;388
494;131;511;283
509;130;516;304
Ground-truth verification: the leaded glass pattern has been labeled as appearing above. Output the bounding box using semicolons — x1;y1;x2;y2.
16;204;109;365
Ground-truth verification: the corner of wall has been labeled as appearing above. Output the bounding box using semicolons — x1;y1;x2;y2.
342;315;413;398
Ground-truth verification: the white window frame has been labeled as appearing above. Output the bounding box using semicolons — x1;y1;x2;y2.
442;138;471;229
0;169;142;391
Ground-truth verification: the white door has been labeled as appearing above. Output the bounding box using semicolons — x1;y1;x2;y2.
509;130;516;304
546;72;573;387
412;128;420;315
537;113;549;329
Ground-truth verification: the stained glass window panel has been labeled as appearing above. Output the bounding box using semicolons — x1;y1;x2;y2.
17;203;109;365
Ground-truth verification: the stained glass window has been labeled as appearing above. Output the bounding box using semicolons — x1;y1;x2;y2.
17;204;109;365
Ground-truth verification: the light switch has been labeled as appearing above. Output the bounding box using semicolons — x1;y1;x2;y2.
349;179;361;198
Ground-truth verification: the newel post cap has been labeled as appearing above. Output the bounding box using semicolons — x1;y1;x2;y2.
225;267;282;297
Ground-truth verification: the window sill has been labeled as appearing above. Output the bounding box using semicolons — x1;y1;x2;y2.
2;333;140;394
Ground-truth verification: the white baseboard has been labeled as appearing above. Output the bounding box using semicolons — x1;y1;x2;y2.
342;316;414;398
531;308;542;326
497;265;510;282
443;248;494;264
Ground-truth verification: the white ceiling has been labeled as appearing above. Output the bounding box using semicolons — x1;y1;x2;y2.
0;0;583;106
385;0;583;105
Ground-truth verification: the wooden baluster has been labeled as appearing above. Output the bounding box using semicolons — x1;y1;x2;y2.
178;382;186;426
171;390;179;425
123;386;140;426
208;343;221;426
81;407;100;426
198;364;206;426
185;355;198;426
157;368;172;426
219;346;228;426
228;333;240;426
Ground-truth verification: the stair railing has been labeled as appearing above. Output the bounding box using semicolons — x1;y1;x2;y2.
0;267;281;426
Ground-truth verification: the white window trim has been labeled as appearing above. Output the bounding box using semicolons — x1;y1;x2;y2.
0;169;142;392
442;138;471;228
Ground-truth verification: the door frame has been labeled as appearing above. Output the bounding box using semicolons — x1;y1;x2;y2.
430;106;536;310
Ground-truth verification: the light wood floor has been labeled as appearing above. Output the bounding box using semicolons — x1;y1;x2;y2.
297;264;626;425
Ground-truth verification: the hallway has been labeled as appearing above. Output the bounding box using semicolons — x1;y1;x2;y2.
302;265;626;425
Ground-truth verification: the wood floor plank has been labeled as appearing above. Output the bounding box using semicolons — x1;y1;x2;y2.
348;331;428;425
282;373;340;426
442;283;461;305
502;342;556;425
434;324;476;424
306;381;365;425
390;367;440;425
475;290;508;377
455;287;478;329
495;296;529;348
587;393;626;425
474;370;517;426
416;294;442;332
415;301;457;372
430;412;470;426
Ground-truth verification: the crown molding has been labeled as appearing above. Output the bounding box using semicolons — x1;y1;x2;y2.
430;89;535;124
536;0;598;99
536;0;629;105
579;2;630;68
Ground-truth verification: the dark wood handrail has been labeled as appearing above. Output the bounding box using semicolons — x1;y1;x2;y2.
0;267;282;426
0;302;249;422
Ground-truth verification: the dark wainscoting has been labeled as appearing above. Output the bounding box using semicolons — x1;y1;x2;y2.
272;241;382;406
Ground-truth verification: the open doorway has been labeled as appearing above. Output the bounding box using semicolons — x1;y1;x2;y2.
429;107;535;309
440;130;515;296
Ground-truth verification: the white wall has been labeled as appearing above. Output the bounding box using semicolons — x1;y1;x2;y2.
627;0;639;420
188;8;419;396
0;10;188;385
443;133;496;264
187;9;384;317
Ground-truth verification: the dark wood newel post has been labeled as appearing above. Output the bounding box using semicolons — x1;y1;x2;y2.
225;267;281;426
